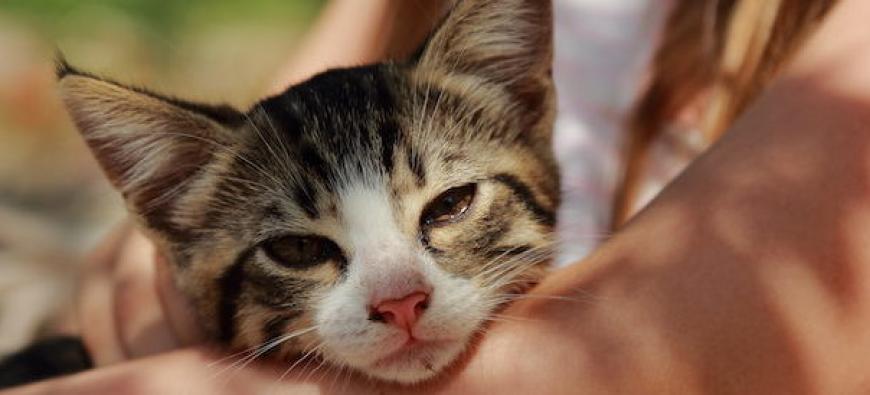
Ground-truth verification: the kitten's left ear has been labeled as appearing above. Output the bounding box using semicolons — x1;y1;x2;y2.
413;0;553;107
57;62;243;234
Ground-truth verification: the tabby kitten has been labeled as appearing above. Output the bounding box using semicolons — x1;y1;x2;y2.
59;0;558;383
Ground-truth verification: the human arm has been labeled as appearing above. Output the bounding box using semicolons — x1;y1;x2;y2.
269;0;443;91
441;0;870;391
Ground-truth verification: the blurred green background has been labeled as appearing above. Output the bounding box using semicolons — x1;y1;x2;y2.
0;0;324;353
0;0;324;247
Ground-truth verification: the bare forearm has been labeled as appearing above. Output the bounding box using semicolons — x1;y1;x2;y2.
271;0;443;91
457;0;870;392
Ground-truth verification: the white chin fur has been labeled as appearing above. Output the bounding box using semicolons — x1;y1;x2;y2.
314;259;487;384
363;338;467;383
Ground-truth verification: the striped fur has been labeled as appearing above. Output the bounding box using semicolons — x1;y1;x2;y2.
60;0;557;384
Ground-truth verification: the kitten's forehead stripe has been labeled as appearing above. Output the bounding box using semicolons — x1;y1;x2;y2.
299;143;334;192
253;65;406;200
407;147;427;187
292;179;320;219
257;97;303;142
379;119;399;174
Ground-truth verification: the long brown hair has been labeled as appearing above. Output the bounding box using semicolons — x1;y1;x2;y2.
611;0;838;229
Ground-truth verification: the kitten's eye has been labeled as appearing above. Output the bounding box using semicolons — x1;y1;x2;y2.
421;184;477;227
262;235;340;269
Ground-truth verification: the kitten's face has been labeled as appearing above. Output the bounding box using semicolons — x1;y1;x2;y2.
60;0;557;384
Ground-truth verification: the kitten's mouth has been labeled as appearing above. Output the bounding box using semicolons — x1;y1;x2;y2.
371;338;456;369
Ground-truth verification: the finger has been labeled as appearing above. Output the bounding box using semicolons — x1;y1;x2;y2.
111;230;178;358
155;252;207;346
78;223;132;366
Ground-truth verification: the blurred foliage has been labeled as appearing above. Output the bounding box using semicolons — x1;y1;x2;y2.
0;0;324;67
0;0;324;39
0;0;326;245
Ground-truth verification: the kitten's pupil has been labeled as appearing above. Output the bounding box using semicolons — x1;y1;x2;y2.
263;235;338;269
422;184;477;227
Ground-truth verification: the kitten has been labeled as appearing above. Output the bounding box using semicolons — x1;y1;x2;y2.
58;0;557;384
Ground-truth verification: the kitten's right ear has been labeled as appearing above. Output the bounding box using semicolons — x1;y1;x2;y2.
411;0;554;137
412;0;553;89
57;62;243;222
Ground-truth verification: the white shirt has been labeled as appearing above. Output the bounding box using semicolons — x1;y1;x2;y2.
552;0;675;265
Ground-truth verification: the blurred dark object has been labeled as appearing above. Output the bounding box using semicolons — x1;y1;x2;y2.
0;336;92;389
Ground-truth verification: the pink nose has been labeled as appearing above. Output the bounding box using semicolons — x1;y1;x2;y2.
370;292;429;331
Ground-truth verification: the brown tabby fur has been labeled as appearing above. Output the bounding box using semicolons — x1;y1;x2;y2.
59;0;558;382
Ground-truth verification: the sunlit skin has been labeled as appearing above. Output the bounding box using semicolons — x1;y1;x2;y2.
8;0;870;393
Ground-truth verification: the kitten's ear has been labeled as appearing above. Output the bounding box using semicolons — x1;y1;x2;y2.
414;0;553;94
57;64;243;221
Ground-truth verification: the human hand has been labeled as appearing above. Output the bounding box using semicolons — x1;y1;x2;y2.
77;222;205;366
